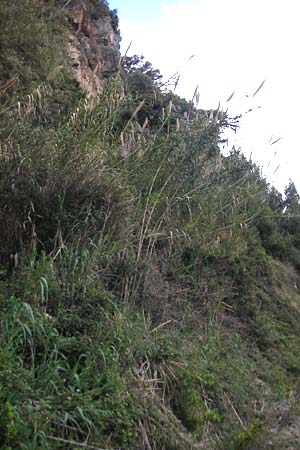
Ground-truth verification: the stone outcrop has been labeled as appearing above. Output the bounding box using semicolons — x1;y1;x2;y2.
65;0;121;96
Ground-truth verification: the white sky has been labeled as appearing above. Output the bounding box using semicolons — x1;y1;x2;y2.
111;0;300;193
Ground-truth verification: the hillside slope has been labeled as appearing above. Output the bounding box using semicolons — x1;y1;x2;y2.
1;2;300;449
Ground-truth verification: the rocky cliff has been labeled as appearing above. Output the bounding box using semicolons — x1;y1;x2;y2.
0;0;121;99
65;0;121;96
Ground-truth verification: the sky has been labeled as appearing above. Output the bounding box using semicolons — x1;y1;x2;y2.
110;0;300;193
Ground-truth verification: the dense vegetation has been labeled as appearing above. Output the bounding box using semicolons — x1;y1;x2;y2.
1;1;300;449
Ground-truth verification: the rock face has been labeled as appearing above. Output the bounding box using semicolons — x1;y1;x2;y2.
65;0;121;96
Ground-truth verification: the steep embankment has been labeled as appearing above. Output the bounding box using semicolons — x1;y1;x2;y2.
1;1;300;449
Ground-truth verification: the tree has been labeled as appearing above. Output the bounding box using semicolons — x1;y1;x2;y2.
284;180;300;214
123;55;162;83
123;55;162;96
